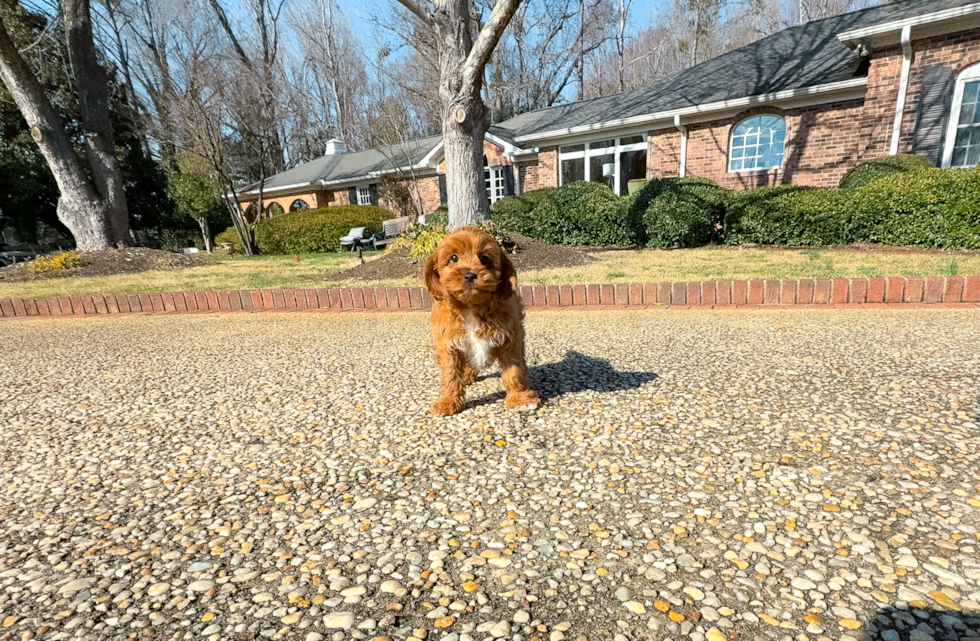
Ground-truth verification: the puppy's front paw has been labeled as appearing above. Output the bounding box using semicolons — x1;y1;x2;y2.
505;391;540;411
430;397;465;416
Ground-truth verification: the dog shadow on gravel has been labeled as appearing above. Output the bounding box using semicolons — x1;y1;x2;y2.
472;350;659;406
859;605;980;641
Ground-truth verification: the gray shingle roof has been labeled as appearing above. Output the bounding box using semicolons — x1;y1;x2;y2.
247;135;442;193
491;0;978;141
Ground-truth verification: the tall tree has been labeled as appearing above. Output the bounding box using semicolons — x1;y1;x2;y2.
0;0;130;250
390;0;522;228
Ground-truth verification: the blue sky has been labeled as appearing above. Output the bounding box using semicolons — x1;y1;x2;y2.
336;0;668;60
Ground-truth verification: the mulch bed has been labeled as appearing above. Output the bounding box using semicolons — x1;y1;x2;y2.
323;233;597;283
0;248;211;283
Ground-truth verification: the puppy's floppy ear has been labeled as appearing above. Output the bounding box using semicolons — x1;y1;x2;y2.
423;247;447;300
496;250;518;299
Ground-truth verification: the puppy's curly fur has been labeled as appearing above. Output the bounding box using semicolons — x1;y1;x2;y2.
423;226;539;416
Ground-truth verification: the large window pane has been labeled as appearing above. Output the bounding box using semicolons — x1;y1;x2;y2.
619;149;647;195
951;80;980;167
561;157;585;184
590;140;616;151
589;153;615;190
729;115;785;172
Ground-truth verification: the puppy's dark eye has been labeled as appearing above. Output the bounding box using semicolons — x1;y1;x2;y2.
479;255;492;267
449;254;459;263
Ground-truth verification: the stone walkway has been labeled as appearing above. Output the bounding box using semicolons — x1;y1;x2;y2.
1;310;978;641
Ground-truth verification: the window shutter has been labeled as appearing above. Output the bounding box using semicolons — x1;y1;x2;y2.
368;183;379;207
438;174;448;204
347;187;358;205
912;65;955;166
503;166;515;196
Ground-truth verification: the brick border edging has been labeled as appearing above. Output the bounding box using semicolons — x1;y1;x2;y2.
2;276;979;320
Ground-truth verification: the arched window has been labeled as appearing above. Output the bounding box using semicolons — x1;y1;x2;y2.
943;62;980;168
267;202;284;217
729;115;785;172
289;198;310;212
244;204;258;220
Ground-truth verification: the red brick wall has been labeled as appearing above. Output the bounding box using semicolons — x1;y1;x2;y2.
896;28;980;154
416;175;442;214
519;146;558;191
647;100;870;189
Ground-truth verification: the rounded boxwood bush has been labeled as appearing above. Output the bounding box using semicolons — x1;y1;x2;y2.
630;176;728;248
254;205;389;254
838;154;931;189
503;182;641;246
489;188;556;235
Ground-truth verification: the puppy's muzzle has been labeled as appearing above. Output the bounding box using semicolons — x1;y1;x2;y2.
463;272;477;287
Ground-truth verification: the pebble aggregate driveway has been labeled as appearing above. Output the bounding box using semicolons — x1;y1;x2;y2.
0;310;978;641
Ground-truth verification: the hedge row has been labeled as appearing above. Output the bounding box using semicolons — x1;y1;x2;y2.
727;167;980;248
217;205;389;254
490;157;980;249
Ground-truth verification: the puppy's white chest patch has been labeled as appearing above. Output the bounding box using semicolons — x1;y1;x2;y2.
458;312;500;371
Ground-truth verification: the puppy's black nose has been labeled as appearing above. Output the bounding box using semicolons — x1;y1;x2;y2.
463;272;477;283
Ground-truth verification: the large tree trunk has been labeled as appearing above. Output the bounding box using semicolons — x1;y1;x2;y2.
435;0;492;228
400;0;521;230
63;0;130;245
0;12;127;250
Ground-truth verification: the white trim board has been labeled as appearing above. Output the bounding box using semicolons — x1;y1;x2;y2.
838;3;980;48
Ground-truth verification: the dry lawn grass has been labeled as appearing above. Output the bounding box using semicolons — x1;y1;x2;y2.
0;253;363;298
1;246;977;298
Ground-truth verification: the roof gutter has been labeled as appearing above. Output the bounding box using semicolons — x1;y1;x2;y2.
513;77;868;144
889;25;914;156
316;165;439;188
837;3;980;47
239;181;317;197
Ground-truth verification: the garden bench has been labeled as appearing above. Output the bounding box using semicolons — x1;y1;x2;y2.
372;216;410;251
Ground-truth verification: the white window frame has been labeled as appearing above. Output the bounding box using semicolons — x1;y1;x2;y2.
558;135;647;195
728;115;786;173
356;184;372;206
942;62;980;168
484;166;506;204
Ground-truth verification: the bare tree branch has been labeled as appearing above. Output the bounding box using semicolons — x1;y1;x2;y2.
390;0;433;25
461;0;520;89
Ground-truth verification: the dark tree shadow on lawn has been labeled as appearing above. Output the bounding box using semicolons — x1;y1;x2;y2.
859;605;980;641
470;350;659;407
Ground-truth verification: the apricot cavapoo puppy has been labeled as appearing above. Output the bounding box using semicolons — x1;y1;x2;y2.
423;226;539;416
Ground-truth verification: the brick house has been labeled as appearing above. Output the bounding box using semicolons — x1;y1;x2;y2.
238;0;980;216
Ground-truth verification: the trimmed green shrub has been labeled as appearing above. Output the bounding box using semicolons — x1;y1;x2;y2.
489;188;557;234
726;167;980;248
838;154;931;189
724;185;859;246
494;182;640;246
254;205;389;254
630;177;728;248
850;167;980;248
214;226;242;251
427;205;448;228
